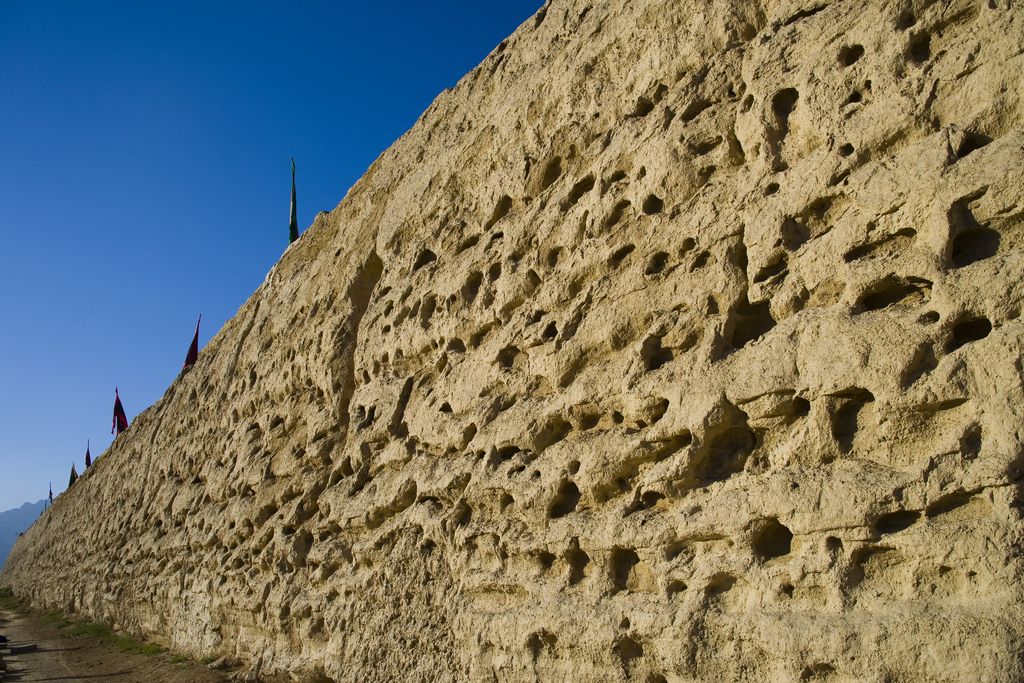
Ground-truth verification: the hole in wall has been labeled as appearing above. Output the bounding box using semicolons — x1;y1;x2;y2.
946;317;992;352
960;423;982;459
609;244;636;268
541;156;562;190
605;200;631;229
649;398;670;424
839;44;865;66
858;277;931;311
496;345;521;369
754;254;788;283
844;228;916;263
956;132;992;159
874;510;921;534
700;427;756;482
691;250;711;270
631;98;655;117
641;335;674;371
908;33;931;64
828;388;874;453
681;99;712;122
926;491;989;519
642;195;664;215
414;249;437;270
772;88;799;140
951;227;1000;267
456;235;479;254
645;252;669;275
461;272;483;304
611;548;640;593
896;10;916;29
550;481;581;519
753;519;793;561
565;175;596;209
728;299;777;349
567;546;590;585
454;502;472;527
691;135;723;156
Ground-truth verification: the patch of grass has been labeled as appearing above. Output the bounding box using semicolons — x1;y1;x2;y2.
111;634;138;652
168;654;190;664
200;656;217;665
70;618;164;655
70;620;112;639
44;609;71;628
0;586;20;610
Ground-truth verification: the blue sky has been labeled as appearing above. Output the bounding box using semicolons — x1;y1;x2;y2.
0;1;541;512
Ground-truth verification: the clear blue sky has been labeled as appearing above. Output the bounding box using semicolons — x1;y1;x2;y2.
0;0;541;512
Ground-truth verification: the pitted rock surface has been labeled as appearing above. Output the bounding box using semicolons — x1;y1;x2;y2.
5;1;1024;681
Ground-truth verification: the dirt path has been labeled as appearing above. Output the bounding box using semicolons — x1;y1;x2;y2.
0;606;230;683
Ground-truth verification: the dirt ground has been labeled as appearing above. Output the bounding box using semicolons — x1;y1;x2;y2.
0;604;231;683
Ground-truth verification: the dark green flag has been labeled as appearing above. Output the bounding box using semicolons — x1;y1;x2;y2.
289;157;298;244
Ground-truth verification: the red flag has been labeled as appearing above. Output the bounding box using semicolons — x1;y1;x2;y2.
183;314;201;368
112;387;128;435
85;440;91;468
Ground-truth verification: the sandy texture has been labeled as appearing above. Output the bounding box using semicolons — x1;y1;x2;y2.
4;0;1024;681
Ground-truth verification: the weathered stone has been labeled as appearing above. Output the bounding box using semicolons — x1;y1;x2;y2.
4;0;1024;681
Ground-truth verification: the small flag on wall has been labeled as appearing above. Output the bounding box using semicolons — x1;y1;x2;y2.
112;388;128;435
289;157;298;244
184;315;201;368
69;463;78;487
85;440;91;468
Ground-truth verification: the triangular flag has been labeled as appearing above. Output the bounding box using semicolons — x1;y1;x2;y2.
112;387;128;435
85;440;92;468
289;157;298;244
183;314;201;368
69;463;78;487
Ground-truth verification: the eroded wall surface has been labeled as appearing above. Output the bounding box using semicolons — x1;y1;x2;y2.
5;0;1024;681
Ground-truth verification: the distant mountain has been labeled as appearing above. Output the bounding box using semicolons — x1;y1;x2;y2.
0;500;45;571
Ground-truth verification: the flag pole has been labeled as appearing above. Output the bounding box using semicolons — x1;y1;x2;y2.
289;157;298;244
